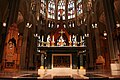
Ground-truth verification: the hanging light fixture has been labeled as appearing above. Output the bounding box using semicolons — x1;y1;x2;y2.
85;33;89;37
57;24;59;28
92;23;97;28
3;22;6;27
26;22;32;28
33;24;38;38
116;23;120;28
34;33;38;37
85;24;89;37
26;22;29;27
103;31;107;36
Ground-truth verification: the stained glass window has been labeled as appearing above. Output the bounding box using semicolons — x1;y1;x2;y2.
68;0;75;19
48;0;55;19
77;0;83;16
40;0;46;17
58;0;66;20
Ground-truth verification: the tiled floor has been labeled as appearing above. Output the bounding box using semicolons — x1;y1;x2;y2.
0;69;120;80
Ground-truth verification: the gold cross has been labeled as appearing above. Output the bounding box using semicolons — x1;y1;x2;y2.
59;29;65;35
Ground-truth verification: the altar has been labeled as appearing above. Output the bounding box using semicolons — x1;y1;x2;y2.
52;54;72;68
36;28;86;69
36;46;86;70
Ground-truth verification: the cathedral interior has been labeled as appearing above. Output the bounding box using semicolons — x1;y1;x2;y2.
0;0;120;79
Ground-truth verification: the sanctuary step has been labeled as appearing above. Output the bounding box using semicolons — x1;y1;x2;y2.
53;76;73;80
0;70;120;80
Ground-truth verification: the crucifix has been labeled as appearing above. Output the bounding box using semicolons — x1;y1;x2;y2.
59;29;65;36
57;29;66;46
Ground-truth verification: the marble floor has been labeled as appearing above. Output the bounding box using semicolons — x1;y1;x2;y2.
0;69;120;80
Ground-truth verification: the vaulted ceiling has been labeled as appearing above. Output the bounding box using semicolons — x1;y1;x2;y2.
0;0;120;35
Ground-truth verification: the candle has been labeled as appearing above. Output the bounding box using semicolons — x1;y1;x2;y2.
74;35;76;41
80;36;82;42
47;35;50;42
52;35;54;41
42;35;44;42
72;35;74;41
83;36;85;40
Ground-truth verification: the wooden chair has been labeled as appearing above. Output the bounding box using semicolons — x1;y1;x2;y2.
95;55;105;70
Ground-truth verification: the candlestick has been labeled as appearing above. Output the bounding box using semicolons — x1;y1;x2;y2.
69;35;71;42
51;35;55;46
83;36;85;40
52;35;54;41
74;35;76;41
80;36;82;42
42;35;44;42
80;36;82;46
47;35;50;47
41;35;44;46
69;35;72;46
47;35;50;42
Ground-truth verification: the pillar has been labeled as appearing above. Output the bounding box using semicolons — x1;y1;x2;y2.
103;0;116;59
28;33;36;69
40;50;45;69
7;0;20;29
41;54;44;67
80;53;83;67
94;28;101;56
78;51;84;69
86;35;94;69
114;39;119;58
20;26;29;69
0;22;3;62
17;35;23;70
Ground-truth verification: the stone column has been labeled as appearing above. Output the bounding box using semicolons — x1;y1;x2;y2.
80;53;83;67
7;0;20;28
86;35;94;69
17;35;23;70
114;39;119;58
94;28;101;56
40;50;45;69
28;30;36;70
20;26;29;70
103;0;116;59
41;54;44;67
78;51;84;69
0;22;3;62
